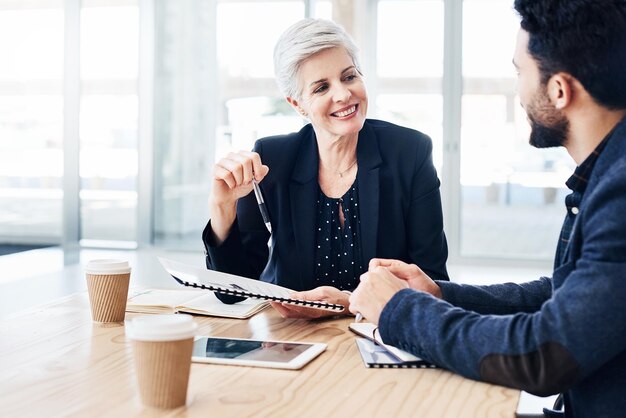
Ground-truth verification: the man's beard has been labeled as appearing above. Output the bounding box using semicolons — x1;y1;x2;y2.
526;89;569;149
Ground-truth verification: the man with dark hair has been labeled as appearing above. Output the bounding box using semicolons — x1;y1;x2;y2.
348;1;626;416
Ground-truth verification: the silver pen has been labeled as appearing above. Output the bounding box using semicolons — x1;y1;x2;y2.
252;178;272;234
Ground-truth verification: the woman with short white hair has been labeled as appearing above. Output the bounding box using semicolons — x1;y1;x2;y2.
203;18;449;319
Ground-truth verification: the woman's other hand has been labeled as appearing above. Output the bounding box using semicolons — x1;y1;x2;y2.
270;286;350;319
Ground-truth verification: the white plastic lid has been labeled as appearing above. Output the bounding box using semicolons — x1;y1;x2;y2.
85;259;131;275
126;314;198;342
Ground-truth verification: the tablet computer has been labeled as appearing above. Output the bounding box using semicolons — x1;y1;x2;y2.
191;336;327;370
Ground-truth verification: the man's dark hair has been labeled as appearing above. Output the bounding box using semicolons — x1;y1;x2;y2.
514;0;626;109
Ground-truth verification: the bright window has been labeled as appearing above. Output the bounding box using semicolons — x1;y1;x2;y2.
460;0;573;259
79;3;139;244
0;5;64;243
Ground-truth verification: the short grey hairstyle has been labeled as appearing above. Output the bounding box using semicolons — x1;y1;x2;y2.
273;18;361;100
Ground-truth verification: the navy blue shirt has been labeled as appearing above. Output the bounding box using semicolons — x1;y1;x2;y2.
555;133;611;268
314;182;364;290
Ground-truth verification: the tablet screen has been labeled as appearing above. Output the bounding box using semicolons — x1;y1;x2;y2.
193;337;314;363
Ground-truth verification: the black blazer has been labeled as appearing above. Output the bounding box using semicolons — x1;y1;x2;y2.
204;119;448;291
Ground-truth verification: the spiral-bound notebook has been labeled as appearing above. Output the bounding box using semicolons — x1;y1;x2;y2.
158;257;345;312
350;323;436;369
355;338;435;369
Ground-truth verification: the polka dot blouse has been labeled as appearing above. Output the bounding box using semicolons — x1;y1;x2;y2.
313;182;364;291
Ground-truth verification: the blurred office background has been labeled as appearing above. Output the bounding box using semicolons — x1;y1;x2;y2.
0;0;572;265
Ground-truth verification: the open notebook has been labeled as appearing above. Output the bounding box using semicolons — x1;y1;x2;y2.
158;257;345;312
126;288;269;319
350;322;435;368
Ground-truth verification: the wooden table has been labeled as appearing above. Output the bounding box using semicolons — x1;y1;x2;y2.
0;292;519;417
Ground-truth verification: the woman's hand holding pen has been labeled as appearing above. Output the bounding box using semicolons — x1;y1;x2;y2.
212;151;269;204
210;151;269;243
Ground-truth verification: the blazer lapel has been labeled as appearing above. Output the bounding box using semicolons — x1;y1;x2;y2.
356;122;382;267
290;129;319;288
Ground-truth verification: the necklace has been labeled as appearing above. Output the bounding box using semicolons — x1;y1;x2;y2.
320;158;358;178
336;159;357;177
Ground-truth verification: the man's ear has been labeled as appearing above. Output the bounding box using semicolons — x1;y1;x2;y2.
287;97;307;117
547;73;573;110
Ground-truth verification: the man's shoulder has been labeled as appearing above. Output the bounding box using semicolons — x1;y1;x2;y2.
581;143;626;234
595;156;626;198
592;118;626;178
592;132;626;190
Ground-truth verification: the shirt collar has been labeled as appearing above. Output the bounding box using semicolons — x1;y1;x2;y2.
565;123;618;193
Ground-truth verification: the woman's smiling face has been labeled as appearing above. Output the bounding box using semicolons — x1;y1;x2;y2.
290;47;368;139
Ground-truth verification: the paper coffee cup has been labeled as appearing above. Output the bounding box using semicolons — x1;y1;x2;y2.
127;315;198;409
85;259;131;323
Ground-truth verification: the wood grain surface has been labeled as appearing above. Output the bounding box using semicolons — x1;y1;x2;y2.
0;293;519;417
